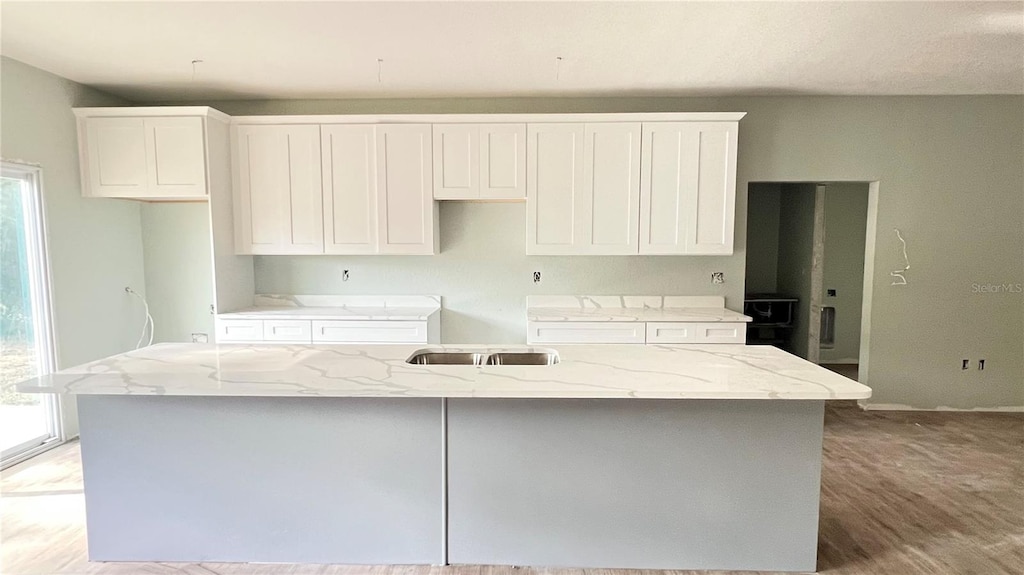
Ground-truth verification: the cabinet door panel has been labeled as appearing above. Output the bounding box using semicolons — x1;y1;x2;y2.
688;125;737;254
234;125;323;255
84;117;148;197
377;125;435;254
640;125;697;253
527;124;584;254
693;322;746;344
322;125;377;254
584;123;640;253
640;122;737;255
432;125;478;199
145;117;207;198
215;319;264;343
480;124;526;199
527;321;646;344
312;320;428;343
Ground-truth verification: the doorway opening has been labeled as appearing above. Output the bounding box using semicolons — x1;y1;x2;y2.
744;181;877;384
1;162;62;469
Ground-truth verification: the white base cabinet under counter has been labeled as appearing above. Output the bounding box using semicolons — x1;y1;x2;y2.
216;295;440;344
527;295;750;345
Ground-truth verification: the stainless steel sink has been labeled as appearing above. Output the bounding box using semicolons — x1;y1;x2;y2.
406;352;488;365
485;352;560;365
405;349;559;366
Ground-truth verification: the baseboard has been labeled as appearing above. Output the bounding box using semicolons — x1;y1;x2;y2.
859;401;1024;413
819;359;858;365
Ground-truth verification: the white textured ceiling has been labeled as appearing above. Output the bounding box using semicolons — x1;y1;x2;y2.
1;1;1022;102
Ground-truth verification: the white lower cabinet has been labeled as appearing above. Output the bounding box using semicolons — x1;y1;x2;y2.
312;320;429;344
645;322;698;344
217;317;435;344
692;323;746;344
529;321;746;344
527;322;646;344
216;319;265;342
263;320;313;343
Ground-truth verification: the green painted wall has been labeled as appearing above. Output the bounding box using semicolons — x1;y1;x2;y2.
1;57;145;435
820;183;870;364
776;184;818;359
140;203;215;344
745;182;782;294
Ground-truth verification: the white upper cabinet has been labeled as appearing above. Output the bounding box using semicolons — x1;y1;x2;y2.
433;124;525;200
527;124;584;254
639;122;738;255
233;124;324;255
322;125;378;254
77;113;210;200
432;124;478;199
145;117;208;198
527;123;640;255
582;123;641;254
376;125;437;255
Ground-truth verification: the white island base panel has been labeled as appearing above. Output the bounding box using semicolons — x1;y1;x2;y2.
77;395;823;571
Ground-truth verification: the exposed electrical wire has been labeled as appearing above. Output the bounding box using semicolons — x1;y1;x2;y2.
191;59;203;82
555;56;563;81
890;228;910;286
377;58;384;83
125;287;154;348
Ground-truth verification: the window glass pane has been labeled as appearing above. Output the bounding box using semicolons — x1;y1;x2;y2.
1;174;52;456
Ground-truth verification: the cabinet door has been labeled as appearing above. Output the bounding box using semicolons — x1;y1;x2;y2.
639;122;738;255
581;123;641;254
432;124;479;199
233;125;323;255
479;124;526;199
144;117;208;198
526;124;585;255
322;125;378;254
376;125;436;255
527;321;646;344
83;117;148;198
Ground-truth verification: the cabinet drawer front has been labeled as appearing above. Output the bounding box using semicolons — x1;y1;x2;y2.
693;323;746;344
216;319;264;342
528;322;646;344
263;320;313;343
312;320;428;343
645;322;699;344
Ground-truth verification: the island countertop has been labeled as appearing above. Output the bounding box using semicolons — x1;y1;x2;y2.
17;342;871;400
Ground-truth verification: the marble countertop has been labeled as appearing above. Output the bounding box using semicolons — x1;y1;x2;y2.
528;306;751;323
526;295;751;323
218;294;440;321
17;342;871;400
219;306;439;321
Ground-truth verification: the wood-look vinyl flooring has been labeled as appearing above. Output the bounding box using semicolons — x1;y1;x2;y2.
2;403;1022;575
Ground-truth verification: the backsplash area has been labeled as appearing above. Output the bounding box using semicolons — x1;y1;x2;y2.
255;202;741;343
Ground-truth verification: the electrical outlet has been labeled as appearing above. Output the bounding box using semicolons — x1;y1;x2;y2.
533;271;542;283
342;270;350;282
192;333;208;343
827;289;837;297
711;272;724;284
961;359;970;370
978;359;986;371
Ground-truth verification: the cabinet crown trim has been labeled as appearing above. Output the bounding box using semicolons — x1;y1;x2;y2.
74;106;231;123
230;112;746;125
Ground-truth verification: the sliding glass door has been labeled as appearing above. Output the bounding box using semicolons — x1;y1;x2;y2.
1;162;61;468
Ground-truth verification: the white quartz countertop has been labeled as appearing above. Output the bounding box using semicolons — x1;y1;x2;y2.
18;342;871;401
528;306;752;323
219;306;439;321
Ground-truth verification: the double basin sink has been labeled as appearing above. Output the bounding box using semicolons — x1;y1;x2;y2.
407;349;559;366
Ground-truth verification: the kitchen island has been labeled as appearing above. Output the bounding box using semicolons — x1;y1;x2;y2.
19;342;870;572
